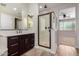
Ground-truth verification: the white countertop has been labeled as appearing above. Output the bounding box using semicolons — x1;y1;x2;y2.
0;32;34;37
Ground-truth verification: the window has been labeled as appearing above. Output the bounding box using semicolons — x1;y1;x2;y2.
59;20;75;30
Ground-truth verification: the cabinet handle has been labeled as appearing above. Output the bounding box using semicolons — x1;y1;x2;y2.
11;43;18;47
10;37;18;40
11;52;18;56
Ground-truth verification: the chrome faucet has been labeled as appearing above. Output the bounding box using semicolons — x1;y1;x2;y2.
16;29;22;34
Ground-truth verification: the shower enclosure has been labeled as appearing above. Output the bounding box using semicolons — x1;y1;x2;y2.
38;12;57;49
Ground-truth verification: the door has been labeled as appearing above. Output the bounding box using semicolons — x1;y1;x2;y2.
38;13;51;48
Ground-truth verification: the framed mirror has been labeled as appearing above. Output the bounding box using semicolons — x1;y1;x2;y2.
27;15;33;29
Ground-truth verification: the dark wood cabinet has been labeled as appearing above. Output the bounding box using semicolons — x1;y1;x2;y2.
7;33;34;56
19;36;25;55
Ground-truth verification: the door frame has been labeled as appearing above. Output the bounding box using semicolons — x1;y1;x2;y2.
38;12;52;49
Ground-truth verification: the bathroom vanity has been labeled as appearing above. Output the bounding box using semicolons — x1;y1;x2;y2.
0;33;34;56
7;33;34;56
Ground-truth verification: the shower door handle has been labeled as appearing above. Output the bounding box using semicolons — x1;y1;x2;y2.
48;27;51;32
45;27;48;29
48;27;53;30
45;27;51;32
45;27;50;29
49;29;51;32
45;27;53;31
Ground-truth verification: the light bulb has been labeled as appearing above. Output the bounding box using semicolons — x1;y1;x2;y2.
40;6;42;8
13;8;17;11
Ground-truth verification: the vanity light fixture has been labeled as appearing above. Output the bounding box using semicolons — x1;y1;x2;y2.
28;14;33;18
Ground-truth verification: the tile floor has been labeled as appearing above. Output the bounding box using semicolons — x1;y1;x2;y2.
56;45;78;56
22;45;79;56
22;48;54;56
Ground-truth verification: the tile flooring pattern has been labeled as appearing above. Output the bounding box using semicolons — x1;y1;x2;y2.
56;45;78;56
22;45;79;56
22;48;54;56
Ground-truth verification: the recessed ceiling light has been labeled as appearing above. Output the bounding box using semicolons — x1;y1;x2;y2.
13;8;17;11
40;6;42;8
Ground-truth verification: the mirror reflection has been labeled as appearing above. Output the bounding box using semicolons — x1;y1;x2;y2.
27;15;33;29
0;3;33;30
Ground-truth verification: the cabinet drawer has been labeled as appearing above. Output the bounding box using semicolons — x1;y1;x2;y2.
8;52;18;56
8;36;18;45
8;44;19;56
9;43;18;47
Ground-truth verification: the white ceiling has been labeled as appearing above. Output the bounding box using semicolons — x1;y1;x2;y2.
0;3;72;13
38;3;77;12
38;3;62;11
0;3;28;18
0;3;78;17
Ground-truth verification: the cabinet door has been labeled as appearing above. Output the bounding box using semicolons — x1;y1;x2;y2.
28;34;34;49
23;35;29;51
19;36;25;55
24;34;34;51
0;13;15;29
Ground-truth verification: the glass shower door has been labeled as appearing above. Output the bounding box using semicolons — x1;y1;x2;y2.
38;13;51;48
